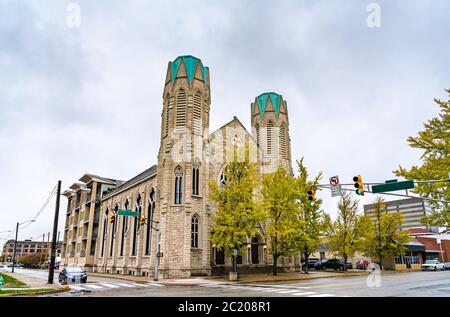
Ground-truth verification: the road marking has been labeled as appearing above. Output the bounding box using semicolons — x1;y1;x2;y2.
84;284;103;289
69;285;83;290
116;283;135;288
277;290;302;294
100;283;120;288
308;294;336;297
292;292;317;296
146;283;164;287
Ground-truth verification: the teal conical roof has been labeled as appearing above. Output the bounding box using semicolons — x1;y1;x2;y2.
253;92;282;117
171;55;208;84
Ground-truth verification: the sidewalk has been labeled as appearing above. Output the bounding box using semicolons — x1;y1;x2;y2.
0;271;65;296
2;271;62;289
87;270;369;286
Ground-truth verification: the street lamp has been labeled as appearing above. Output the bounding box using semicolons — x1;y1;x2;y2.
11;220;36;273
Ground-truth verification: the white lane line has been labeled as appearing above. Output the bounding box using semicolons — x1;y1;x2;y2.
100;283;120;288
69;285;84;290
292;292;317;296
277;290;302;294
307;294;336;297
84;284;103;289
145;283;164;287
116;283;136;288
266;289;290;292
260;288;279;292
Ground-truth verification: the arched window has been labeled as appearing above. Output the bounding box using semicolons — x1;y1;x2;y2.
192;160;200;196
131;194;142;256
145;188;155;255
219;171;226;188
110;203;119;257
191;214;199;248
174;166;183;204
165;96;173;137
256;123;260;148
280;122;287;159
193;91;202;135
101;208;108;257
176;89;187;129
267;121;274;155
120;199;130;256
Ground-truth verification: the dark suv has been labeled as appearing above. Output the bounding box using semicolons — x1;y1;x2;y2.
314;259;352;271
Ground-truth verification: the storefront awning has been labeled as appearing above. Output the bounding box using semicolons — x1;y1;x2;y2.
405;241;425;252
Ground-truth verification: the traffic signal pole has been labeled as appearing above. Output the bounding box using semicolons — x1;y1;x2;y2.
48;180;61;284
11;222;19;273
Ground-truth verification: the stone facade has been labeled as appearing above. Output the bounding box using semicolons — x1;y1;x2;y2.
64;55;297;278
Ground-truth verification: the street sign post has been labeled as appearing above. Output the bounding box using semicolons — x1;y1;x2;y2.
329;176;343;197
117;210;138;217
372;180;414;193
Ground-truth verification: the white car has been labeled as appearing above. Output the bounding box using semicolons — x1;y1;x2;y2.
421;260;445;271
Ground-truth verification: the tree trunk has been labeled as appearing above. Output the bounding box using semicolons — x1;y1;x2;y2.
273;254;279;275
304;253;309;274
379;256;383;271
343;256;347;272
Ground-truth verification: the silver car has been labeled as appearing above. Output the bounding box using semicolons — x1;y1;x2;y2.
444;262;450;270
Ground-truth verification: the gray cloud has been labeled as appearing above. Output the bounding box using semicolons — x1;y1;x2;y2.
0;0;449;241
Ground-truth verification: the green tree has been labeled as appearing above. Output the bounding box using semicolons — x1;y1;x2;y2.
261;168;299;275
363;197;410;270
209;157;265;273
293;158;326;273
394;89;450;228
328;193;368;271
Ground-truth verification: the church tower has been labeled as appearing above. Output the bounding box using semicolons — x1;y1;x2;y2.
156;55;211;278
251;92;292;174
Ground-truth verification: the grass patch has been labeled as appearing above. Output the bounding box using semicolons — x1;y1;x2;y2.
0;288;63;297
0;273;27;288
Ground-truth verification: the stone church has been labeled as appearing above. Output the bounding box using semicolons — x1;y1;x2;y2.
62;55;295;278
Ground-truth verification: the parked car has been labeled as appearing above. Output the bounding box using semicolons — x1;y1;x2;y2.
356;260;369;270
314;259;352;271
444;262;450;270
421;259;445;271
301;258;320;270
58;266;87;284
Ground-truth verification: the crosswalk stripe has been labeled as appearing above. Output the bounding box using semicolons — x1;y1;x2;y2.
292;292;317;296
69;285;83;290
266;289;289;292
148;283;164;287
277;290;301;294
116;283;135;288
100;283;120;288
85;284;103;289
307;294;336;297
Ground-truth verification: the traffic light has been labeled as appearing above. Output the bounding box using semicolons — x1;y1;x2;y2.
307;188;316;206
140;215;146;226
109;211;116;223
353;175;365;195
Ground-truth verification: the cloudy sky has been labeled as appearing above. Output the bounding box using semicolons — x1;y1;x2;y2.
1;0;449;243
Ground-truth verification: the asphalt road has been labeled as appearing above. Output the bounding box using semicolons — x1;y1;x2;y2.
4;268;449;297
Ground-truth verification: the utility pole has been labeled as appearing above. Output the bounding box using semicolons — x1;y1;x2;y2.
48;180;61;284
11;222;19;273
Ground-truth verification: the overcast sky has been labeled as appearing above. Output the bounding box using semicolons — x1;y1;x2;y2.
1;0;449;243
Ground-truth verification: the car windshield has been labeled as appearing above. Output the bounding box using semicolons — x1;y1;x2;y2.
424;260;436;264
66;267;84;273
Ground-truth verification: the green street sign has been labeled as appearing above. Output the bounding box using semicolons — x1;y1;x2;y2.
117;210;138;217
372;180;414;193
